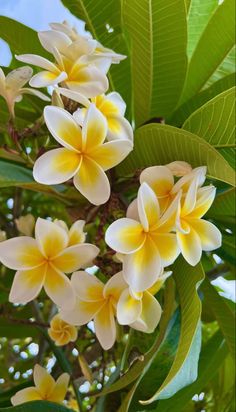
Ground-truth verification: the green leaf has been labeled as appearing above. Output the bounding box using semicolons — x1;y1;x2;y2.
187;0;218;59
122;0;187;125
205;45;236;87
154;331;228;412
183;87;236;168
180;0;235;103
139;258;204;405
0;17;50;59
207;188;235;221
0;401;74;412
168;73;235;126
61;0;131;114
116;123;235;186
201;278;235;357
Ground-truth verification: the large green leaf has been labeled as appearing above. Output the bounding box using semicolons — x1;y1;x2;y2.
206;45;236;87
154;331;228;412
61;0;131;114
122;0;187;125
0;401;74;412
116;123;235;186
207;188;235;222
183;87;236;168
0;17;50;59
180;0;235;103
187;0;218;59
201;278;235;357
139;258;204;405
168;73;235;126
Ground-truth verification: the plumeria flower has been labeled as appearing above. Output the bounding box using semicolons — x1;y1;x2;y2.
33;104;133;205
57;87;133;142
48;314;77;346
60;270;127;350
16;33;109;96
0;66;49;117
54;219;86;245
50;20;126;65
0;218;99;306
15;214;35;236
105;182;181;292
11;364;69;406
117;271;171;333
177;178;222;265
140;164;206;212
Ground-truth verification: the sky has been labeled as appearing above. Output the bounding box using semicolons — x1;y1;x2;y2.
0;0;84;65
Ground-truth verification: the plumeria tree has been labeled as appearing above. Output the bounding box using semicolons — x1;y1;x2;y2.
0;1;235;412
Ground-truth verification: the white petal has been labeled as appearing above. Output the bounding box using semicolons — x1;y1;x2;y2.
5;66;33;89
117;288;142;325
73;157;111;205
131;292;162;333
44;265;75;308
20;87;50;101
107;115;133;142
138;182;160;231
33;148;81;185
0;237;43;270
82;103;107;150
16;54;58;72
30;71;67;88
89;139;133;171
177;227;202;266
71;270;104;301
56;87;90;107
140;166;174;198
66;64;108;97
11;388;41;405
60;297;104;325
35;217;69;258
105;218;145;254
103;271;127;302
9;265;46;304
38;30;71;53
123;236;162;292
188;219;222;252
53;243;99;273
126;198;139;221
94;302;116;350
106;92;126;116
44;106;83;151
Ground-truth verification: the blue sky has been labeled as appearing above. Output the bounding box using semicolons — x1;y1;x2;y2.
0;0;84;65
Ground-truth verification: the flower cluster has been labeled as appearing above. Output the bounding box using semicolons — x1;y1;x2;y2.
106;164;222;292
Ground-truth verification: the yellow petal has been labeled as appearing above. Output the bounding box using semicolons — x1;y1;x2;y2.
34;364;55;398
88;139;132;171
73;157;110;205
44;106;83;151
44;264;75;308
49;373;70;403
138;182;160;231
61;297;105;325
9;264;47;304
11;387;41;406
177;227;202;266
68;220;86;246
52;243;99;273
82;103;107;150
105;218;145;254
94;301;116;350
140;166;174;198
71;271;104;301
35;218;69;259
123;236;162;292
151;233;180;266
0;237;44;270
188;186;216;218
117;288;142;325
103;271;127;304
131;292;162;333
187;218;222;251
33;148;81;185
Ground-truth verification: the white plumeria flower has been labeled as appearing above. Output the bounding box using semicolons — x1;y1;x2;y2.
0;66;49;117
33;104;133;205
54;219;86;245
50;20;126;65
16;32;109;96
0;218;99;307
140;165;206;212
105;183;181;292
57;87;133;142
117;271;171;333
177;178;222;266
48;314;78;346
11;364;69;406
60;271;127;350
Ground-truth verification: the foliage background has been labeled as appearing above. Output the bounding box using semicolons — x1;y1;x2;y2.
0;0;235;411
